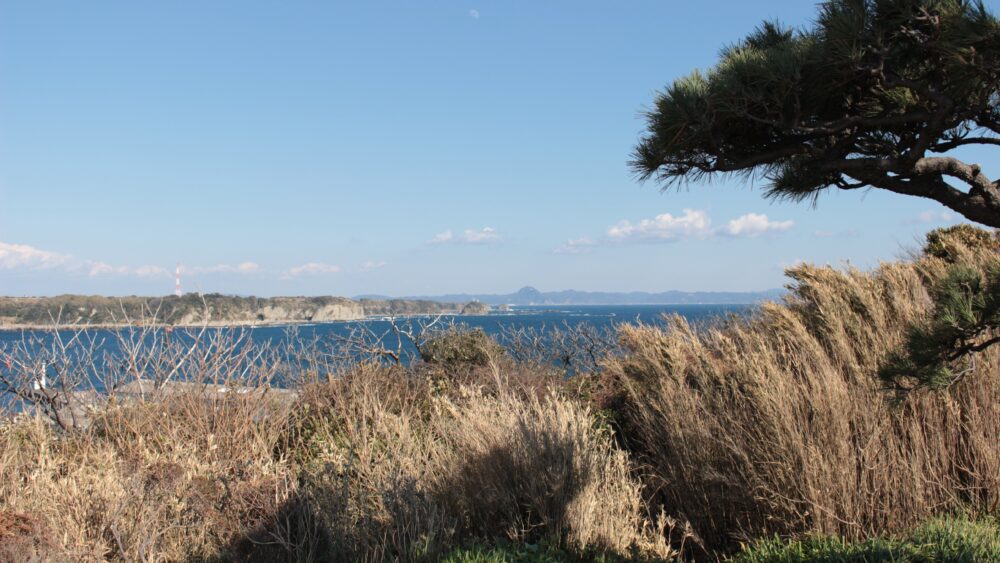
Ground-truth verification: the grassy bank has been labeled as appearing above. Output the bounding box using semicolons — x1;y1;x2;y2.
0;227;997;561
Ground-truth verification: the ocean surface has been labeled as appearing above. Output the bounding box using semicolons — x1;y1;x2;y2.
0;304;750;345
0;305;753;387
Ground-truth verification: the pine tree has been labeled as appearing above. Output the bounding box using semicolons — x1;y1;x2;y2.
632;0;1000;227
880;226;1000;390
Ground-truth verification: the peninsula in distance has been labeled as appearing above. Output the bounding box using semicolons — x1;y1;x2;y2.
358;285;785;306
0;286;782;328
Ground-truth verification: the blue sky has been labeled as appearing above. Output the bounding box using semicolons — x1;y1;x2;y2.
1;0;995;297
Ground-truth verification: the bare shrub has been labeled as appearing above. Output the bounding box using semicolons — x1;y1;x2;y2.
0;320;307;561
602;232;1000;554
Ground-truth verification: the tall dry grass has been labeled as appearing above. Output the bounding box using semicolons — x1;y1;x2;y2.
602;230;1000;554
287;363;671;561
0;358;669;561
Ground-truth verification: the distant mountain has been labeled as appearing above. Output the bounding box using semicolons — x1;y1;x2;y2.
358;286;785;306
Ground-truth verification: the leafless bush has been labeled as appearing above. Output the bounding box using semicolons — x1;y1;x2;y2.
499;322;617;375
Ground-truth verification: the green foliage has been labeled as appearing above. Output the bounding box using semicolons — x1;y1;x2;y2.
441;538;669;563
880;262;1000;390
731;515;1000;562
420;327;506;368
631;0;1000;227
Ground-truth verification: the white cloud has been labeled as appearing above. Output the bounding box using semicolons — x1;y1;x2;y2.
431;230;455;244
469;9;480;19
461;227;501;243
281;262;342;279
182;262;260;275
778;259;806;270
907;210;958;224
135;265;170;278
0;242;259;284
0;242;72;270
88;262;169;278
720;213;794;237
570;209;794;248
360;260;387;272
430;227;502;245
607;209;713;242
88;262;130;277
553;237;598;254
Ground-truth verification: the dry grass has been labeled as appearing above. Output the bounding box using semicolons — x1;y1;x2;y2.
601;232;1000;554
0;389;299;561
289;363;671;561
0;360;668;561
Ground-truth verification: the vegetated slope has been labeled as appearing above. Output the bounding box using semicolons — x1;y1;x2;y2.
0;294;469;327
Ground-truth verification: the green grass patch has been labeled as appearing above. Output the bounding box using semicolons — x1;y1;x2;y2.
441;538;671;563
731;516;999;562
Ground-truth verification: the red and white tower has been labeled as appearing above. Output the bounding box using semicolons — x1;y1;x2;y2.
175;263;182;297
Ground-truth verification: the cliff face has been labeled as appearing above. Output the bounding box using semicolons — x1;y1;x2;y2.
460;301;491;315
175;297;366;325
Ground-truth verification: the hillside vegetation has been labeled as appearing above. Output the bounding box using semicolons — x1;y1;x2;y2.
0;294;471;327
0;226;997;561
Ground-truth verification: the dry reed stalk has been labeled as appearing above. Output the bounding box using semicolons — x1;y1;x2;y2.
603;237;1000;554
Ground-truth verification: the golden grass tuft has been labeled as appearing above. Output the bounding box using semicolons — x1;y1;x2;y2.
292;364;671;561
602;235;1000;554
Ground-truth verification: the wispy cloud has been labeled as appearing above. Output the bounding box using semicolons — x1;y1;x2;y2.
720;213;794;237
360;260;387;272
430;227;502;245
181;262;260;275
553;237;598;255
0;241;265;283
135;265;170;278
87;262;130;277
0;242;72;270
906;210;959;225
281;262;341;279
778;258;806;270
88;262;170;278
814;229;860;238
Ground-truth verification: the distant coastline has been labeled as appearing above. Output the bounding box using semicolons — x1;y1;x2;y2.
0;290;777;331
358;286;786;306
0;294;491;331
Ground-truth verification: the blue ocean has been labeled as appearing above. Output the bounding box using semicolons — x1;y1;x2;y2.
0;305;754;389
0;304;751;348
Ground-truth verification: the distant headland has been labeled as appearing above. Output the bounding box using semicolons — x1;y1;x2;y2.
0;294;490;329
358;286;785;306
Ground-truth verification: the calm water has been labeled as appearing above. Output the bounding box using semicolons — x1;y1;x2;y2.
0;304;750;348
0;305;752;388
